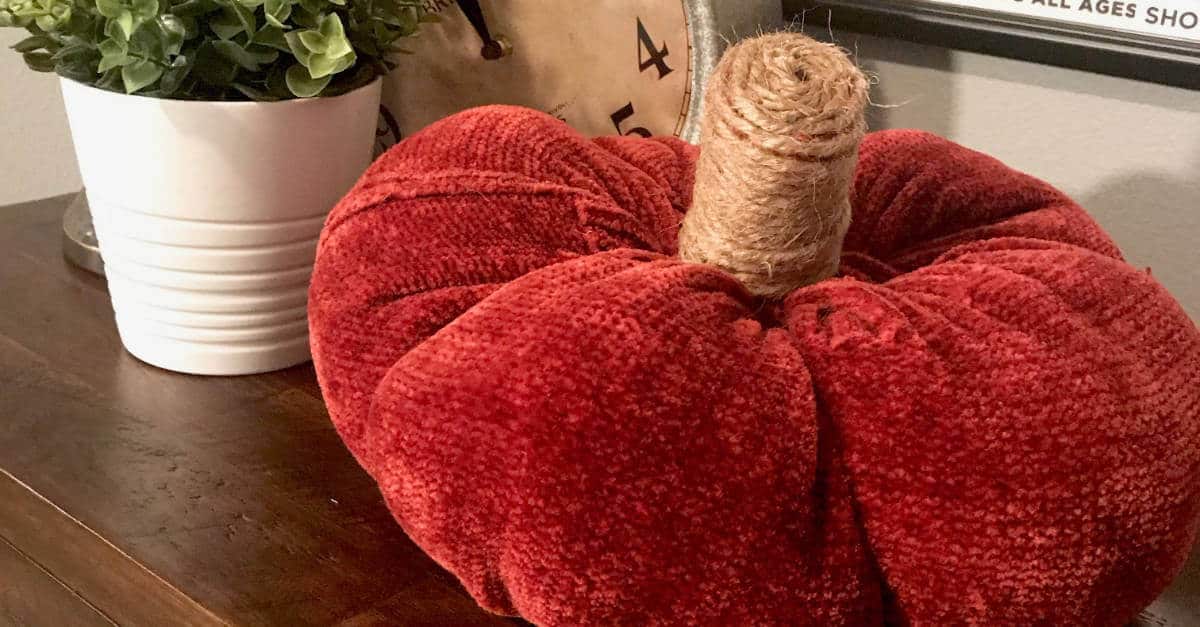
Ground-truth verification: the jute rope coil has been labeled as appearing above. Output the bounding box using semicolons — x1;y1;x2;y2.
678;33;869;298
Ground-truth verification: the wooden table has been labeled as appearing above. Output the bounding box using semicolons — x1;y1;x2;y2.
2;195;1197;626
0;194;516;625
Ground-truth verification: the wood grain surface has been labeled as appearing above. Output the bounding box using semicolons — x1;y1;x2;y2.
0;195;517;626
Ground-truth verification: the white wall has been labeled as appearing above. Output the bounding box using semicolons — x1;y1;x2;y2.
841;32;1200;320
0;30;81;204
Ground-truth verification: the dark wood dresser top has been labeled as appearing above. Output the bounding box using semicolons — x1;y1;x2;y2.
2;194;1196;626
0;194;513;625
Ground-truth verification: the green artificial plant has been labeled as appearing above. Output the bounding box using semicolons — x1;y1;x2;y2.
0;0;430;99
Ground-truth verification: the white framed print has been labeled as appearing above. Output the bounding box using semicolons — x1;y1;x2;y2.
793;0;1200;89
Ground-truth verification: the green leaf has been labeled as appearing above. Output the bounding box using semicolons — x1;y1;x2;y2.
98;37;127;55
285;13;354;79
347;30;376;56
10;34;54;53
211;39;277;70
231;81;278;100
265;61;289;97
115;9;135;39
52;42;92;62
402;11;420;35
8;1;37;17
262;0;289;28
305;47;352;78
129;21;159;56
283;29;312;66
306;50;337;76
209;13;242;39
95;0;123;19
63;9;87;34
171;0;217;17
317;12;346;44
158;14;186;55
253;24;289;51
333;51;354;73
130;0;156;18
284;62;328;97
129;22;168;58
179;15;199;38
247;43;280;62
297;29;324;53
313;48;352;77
57;58;95;81
192;40;238;86
103;16;124;40
321;60;373;96
296;0;321;17
97;37;131;71
97;54;126;71
121;57;163;92
324;33;351;58
158;54;191;93
229;2;254;35
92;67;120;90
22;50;55;71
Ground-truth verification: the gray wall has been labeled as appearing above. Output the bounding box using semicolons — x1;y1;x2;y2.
0;28;1195;318
0;30;81;204
838;32;1199;320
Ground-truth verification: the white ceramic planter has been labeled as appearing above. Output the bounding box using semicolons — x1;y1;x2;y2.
60;78;381;375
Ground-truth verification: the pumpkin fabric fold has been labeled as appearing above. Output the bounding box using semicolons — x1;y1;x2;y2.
309;106;1200;626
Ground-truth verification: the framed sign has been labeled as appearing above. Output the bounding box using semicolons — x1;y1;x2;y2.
792;0;1200;89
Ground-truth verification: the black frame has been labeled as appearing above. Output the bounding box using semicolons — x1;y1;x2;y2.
791;0;1200;90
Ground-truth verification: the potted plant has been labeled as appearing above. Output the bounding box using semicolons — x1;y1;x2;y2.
1;0;426;375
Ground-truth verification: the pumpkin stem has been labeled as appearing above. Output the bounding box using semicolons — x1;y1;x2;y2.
678;33;869;298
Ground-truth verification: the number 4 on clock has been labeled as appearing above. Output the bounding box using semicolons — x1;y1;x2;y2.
637;17;672;79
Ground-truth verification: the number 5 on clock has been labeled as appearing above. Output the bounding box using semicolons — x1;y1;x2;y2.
611;102;651;137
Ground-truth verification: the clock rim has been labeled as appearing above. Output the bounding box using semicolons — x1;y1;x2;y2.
681;0;717;143
681;0;783;143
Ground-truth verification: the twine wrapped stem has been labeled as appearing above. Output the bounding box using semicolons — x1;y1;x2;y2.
678;33;869;298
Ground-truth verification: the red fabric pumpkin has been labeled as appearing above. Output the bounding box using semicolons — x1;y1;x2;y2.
311;26;1200;622
310;105;1200;625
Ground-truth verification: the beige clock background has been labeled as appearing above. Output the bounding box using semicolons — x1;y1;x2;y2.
385;1;693;140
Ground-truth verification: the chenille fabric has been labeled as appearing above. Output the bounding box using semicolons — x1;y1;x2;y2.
309;106;1200;626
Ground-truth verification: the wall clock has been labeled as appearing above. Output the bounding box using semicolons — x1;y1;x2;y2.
376;0;781;150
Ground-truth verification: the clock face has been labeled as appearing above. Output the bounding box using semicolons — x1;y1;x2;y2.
378;1;694;146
